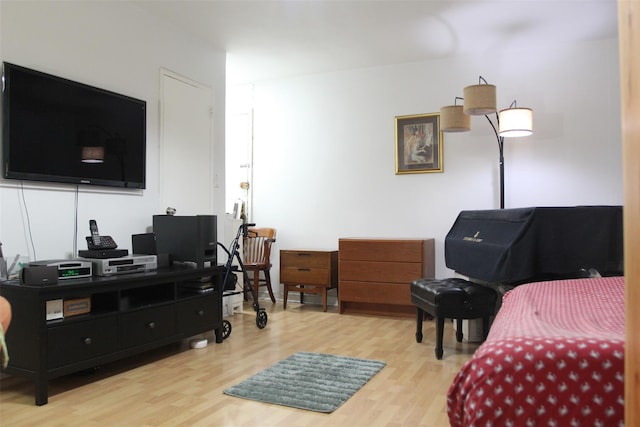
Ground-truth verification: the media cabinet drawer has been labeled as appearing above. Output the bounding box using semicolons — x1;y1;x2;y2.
176;294;219;336
48;316;118;368
120;305;176;348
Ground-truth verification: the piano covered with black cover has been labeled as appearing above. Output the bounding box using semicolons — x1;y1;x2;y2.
445;206;623;286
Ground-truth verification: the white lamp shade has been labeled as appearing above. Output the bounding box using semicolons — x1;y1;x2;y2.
81;146;105;163
463;84;496;115
498;108;533;137
440;105;471;132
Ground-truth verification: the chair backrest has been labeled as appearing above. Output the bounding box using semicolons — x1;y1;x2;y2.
243;227;277;266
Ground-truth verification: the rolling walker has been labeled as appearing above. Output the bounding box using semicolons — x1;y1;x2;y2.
217;222;268;339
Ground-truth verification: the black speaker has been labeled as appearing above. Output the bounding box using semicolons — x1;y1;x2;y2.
21;266;58;285
132;233;158;255
132;232;170;267
153;215;217;267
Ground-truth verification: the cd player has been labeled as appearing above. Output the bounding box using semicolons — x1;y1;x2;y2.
29;259;93;280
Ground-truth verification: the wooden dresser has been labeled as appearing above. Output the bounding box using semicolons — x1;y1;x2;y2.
280;249;338;312
338;238;435;317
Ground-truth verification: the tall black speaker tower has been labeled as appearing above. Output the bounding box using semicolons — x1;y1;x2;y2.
152;215;217;267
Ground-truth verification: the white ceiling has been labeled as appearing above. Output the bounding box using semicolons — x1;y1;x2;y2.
133;0;618;85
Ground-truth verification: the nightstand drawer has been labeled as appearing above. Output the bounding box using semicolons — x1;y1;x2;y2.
281;267;334;287
280;250;334;268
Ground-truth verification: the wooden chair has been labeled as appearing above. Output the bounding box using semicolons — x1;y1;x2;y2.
242;227;277;303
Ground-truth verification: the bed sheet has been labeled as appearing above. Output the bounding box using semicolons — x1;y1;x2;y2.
447;276;625;427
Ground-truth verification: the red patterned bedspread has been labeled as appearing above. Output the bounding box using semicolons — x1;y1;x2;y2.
447;276;625;427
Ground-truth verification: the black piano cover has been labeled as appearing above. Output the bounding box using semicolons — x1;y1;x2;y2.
445;206;623;284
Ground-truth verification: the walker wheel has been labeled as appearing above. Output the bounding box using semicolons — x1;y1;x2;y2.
222;320;232;339
256;310;268;329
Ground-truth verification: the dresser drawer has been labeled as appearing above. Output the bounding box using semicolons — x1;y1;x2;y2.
339;281;412;305
339;239;426;263
280;250;336;268
339;260;424;283
48;316;118;368
176;294;219;336
120;305;175;348
281;267;334;286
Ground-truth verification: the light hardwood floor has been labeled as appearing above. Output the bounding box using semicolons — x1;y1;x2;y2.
0;302;479;426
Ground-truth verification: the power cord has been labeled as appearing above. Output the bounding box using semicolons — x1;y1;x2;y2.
18;181;36;261
73;185;79;257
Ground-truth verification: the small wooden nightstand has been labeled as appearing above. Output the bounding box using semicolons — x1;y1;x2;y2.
280;250;338;312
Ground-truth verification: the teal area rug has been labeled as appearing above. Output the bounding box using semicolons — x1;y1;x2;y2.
223;352;386;413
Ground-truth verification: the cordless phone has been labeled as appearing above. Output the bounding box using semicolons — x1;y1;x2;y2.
89;219;101;246
86;219;118;250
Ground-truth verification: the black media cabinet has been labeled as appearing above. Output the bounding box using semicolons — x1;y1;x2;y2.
0;264;226;405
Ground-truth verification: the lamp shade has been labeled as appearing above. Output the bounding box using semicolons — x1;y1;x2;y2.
498;108;533;137
463;84;496;115
440;105;470;132
81;146;105;163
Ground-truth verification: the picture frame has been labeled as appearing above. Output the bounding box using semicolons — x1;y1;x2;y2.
395;112;443;174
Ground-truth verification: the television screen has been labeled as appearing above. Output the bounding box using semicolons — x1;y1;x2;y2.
2;62;146;189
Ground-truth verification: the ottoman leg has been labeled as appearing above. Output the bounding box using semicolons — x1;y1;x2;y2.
415;307;424;343
435;316;445;360
482;316;490;340
455;319;464;342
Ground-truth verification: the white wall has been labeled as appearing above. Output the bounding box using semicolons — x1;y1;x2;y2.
0;1;226;263
0;1;621;305
244;37;622;298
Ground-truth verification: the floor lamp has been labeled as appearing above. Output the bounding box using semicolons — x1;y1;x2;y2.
440;77;533;209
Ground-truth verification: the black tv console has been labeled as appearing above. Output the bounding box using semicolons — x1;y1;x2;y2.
0;264;226;405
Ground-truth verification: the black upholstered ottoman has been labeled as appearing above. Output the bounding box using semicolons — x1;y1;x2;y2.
411;278;497;359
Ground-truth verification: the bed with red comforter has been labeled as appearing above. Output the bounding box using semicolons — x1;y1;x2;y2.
447;276;625;427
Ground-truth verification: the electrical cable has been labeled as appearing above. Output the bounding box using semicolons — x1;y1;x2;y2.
73;185;79;257
19;181;36;261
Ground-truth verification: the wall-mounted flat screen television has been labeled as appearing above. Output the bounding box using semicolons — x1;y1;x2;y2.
2;62;146;189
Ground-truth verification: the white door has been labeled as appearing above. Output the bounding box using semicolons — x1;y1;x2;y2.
159;69;213;215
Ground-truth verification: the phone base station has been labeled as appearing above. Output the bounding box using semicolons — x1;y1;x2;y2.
78;249;129;259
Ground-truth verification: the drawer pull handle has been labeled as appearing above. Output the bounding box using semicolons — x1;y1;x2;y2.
297;253;311;256
147;322;156;329
298;268;311;272
197;310;204;316
83;337;92;345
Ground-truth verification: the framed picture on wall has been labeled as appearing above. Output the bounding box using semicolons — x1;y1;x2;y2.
395;112;443;174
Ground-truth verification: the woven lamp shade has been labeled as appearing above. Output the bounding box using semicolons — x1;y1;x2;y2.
440;105;470;132
463;84;497;115
499;108;533;137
